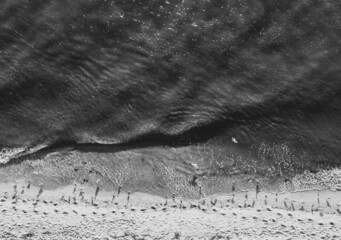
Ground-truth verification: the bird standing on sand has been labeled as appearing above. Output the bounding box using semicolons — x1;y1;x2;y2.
27;180;31;190
12;184;18;199
73;183;77;194
256;184;260;199
91;197;98;207
20;186;25;195
12;191;17;200
199;185;206;198
311;204;314;214
79;188;83;197
251;198;255;208
117;185;121;197
231;194;235;205
264;195;268;206
291;201;295;211
127;191;131;206
300;202;305;211
37;183;43;199
275;193;278;203
326;198;331;208
79;189;84;201
60;193;65;202
210;198;217;207
164;195;168;206
284;199;289;210
111;192;116;203
172;193;176;202
95;185;100;199
336;208;341;215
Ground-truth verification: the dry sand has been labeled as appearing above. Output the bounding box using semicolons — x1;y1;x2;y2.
1;181;341;240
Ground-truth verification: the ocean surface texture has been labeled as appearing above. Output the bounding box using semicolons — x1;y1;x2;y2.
0;0;340;170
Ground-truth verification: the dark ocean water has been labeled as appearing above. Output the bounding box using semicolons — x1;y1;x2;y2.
0;0;340;169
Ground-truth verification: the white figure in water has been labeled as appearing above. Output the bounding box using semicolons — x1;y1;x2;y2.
190;163;198;170
232;137;238;143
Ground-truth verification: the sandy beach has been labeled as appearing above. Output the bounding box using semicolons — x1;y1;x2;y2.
1;0;341;239
1;181;341;240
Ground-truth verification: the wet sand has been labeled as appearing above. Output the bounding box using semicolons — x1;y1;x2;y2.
1;181;341;240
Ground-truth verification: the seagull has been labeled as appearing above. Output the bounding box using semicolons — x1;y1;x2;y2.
251;198;256;208
311;204;314;214
199;186;206;198
164;195;168;206
255;184;260;198
244;199;247;208
91;197;98;207
326;198;331;208
117;185;121;197
232;137;238;143
127;191;131;206
336;209;341;215
95;186;100;199
12;191;17;200
300;201;305;211
79;189;84;197
111;192;116;203
284;198;289;210
60;194;65;202
211;198;217;207
190;163;198;170
73;183;77;194
37;183;43;199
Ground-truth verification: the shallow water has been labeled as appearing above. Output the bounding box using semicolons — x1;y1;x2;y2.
0;1;340;177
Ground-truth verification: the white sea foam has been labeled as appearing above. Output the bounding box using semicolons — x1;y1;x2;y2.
0;147;26;164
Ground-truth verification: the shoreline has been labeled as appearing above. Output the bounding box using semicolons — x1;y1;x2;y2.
1;180;341;210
